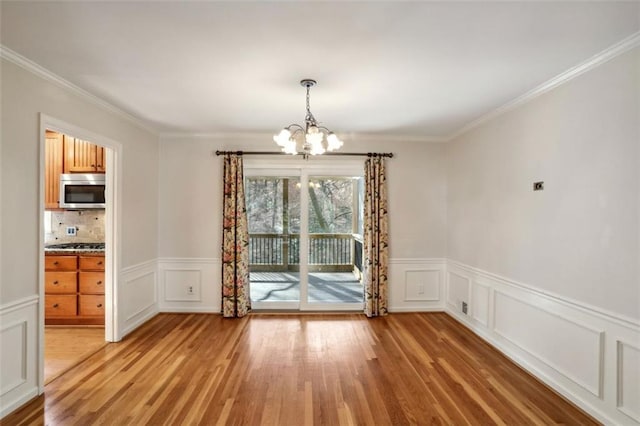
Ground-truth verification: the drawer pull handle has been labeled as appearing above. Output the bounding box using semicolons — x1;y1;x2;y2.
97;281;103;285
53;280;59;285
97;261;103;265
53;261;59;265
97;304;103;308
53;303;59;308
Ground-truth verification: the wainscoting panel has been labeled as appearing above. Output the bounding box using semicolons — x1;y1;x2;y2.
0;296;39;419
445;260;640;426
494;290;604;397
471;280;490;327
445;270;470;312
617;340;640;422
388;259;445;312
158;258;221;313
120;260;158;338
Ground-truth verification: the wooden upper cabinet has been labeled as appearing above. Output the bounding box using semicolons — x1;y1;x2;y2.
63;135;106;173
45;131;64;209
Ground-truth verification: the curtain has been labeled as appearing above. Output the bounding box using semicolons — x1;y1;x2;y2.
221;153;251;318
363;156;389;317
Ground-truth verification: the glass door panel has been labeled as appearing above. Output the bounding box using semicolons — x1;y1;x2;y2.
246;176;300;309
303;177;364;309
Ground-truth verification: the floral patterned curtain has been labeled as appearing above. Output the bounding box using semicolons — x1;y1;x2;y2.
221;153;251;318
363;155;389;317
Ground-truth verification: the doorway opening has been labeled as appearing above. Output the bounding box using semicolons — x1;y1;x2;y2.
246;169;364;311
39;114;121;391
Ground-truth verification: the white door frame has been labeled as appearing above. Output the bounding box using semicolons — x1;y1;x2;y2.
38;114;122;393
244;158;364;311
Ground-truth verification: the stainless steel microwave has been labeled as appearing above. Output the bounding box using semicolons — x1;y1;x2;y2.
59;173;106;209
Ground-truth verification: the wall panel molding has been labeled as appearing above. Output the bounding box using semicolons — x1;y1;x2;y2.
0;296;39;419
120;260;158;338
158;258;221;313
389;258;445;312
445;259;640;426
493;290;604;398
617;340;640;423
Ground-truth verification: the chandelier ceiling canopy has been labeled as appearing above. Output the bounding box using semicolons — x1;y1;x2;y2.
273;79;343;156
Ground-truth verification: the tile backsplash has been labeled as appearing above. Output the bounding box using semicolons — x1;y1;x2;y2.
45;209;105;244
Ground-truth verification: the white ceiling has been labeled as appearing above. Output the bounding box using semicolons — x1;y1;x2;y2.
1;1;638;139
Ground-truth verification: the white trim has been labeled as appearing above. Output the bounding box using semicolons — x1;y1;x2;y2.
0;296;38;316
122;259;159;275
1;46;157;135
447;31;640;141
389;258;446;265
448;259;640;331
156;257;219;265
161;131;446;144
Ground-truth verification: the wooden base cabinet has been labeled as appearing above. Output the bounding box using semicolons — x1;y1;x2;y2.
45;254;105;325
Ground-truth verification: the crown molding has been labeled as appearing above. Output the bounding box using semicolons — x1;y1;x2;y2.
159;131;447;143
0;45;159;136
447;31;640;142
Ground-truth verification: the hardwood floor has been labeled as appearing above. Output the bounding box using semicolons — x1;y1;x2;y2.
5;313;598;425
45;327;106;384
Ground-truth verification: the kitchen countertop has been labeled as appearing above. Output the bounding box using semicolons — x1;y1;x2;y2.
45;248;105;255
45;242;105;256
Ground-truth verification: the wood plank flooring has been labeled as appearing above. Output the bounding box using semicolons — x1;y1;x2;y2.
4;313;599;425
45;327;106;385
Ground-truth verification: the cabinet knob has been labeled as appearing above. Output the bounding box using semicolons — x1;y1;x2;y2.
97;304;103;308
97;281;103;285
53;281;59;285
91;164;95;167
97;261;103;265
53;303;59;308
53;261;59;265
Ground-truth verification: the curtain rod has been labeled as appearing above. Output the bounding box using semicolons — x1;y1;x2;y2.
215;150;394;158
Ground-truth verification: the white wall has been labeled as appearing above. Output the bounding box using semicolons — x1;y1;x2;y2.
445;47;640;424
446;47;639;321
157;136;448;311
0;58;159;416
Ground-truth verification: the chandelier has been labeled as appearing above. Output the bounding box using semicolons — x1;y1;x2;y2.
273;79;343;156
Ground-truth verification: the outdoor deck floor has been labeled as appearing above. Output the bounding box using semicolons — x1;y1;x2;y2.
250;271;363;303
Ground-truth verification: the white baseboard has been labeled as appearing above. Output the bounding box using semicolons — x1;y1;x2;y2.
445;259;640;426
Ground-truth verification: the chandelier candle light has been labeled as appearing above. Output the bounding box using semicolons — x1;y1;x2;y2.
273;79;344;156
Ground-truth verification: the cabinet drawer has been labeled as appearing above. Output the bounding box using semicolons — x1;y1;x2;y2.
79;295;104;316
45;271;77;294
79;256;105;271
45;256;77;271
79;272;105;294
45;295;77;317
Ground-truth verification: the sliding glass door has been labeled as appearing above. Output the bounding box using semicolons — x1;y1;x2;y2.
246;176;301;310
245;163;364;311
302;176;363;310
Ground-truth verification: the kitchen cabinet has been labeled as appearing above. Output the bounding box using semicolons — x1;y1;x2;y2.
45;254;105;325
45;131;64;209
63;135;106;173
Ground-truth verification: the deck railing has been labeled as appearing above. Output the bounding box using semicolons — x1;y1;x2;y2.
249;233;355;272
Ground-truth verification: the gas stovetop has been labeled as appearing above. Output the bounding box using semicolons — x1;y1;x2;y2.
45;242;105;250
